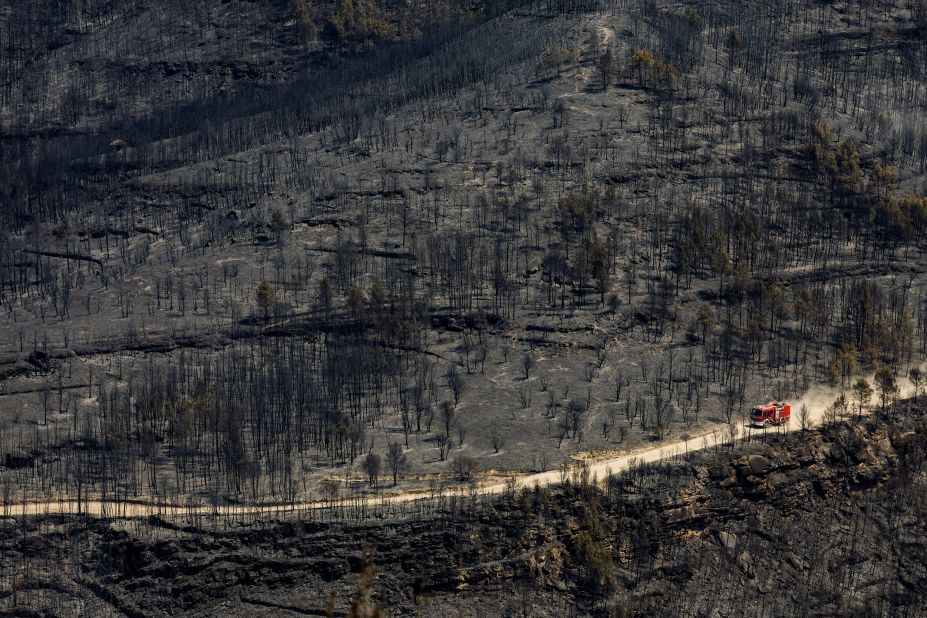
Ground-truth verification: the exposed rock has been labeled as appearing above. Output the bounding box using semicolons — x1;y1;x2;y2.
852;464;880;488
709;464;734;482
767;472;789;491
666;504;701;525
747;455;773;475
737;551;755;579
717;530;738;551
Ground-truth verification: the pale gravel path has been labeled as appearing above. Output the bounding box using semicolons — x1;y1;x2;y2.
6;368;920;520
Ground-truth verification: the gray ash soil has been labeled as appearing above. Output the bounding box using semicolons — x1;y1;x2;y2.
2;0;926;508
3;0;927;614
6;402;925;617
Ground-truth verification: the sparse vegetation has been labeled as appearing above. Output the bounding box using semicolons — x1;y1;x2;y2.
2;0;927;613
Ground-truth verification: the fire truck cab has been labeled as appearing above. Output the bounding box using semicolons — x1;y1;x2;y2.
749;402;790;427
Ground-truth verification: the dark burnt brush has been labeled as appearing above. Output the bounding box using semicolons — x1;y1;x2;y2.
1;0;927;614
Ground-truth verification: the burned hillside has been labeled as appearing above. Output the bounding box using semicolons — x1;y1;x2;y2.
4;401;926;616
1;0;927;614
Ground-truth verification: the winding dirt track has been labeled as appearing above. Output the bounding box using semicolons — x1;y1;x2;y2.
1;416;805;521
9;367;919;521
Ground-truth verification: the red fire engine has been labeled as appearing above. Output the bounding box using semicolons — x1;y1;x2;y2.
749;402;790;427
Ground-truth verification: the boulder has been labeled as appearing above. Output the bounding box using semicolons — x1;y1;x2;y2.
737;551;755;579
747;455;772;475
717;530;738;551
767;472;789;491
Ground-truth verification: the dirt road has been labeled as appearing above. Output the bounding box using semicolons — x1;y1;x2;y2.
0;415;805;520
4;370;918;520
2;429;716;519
